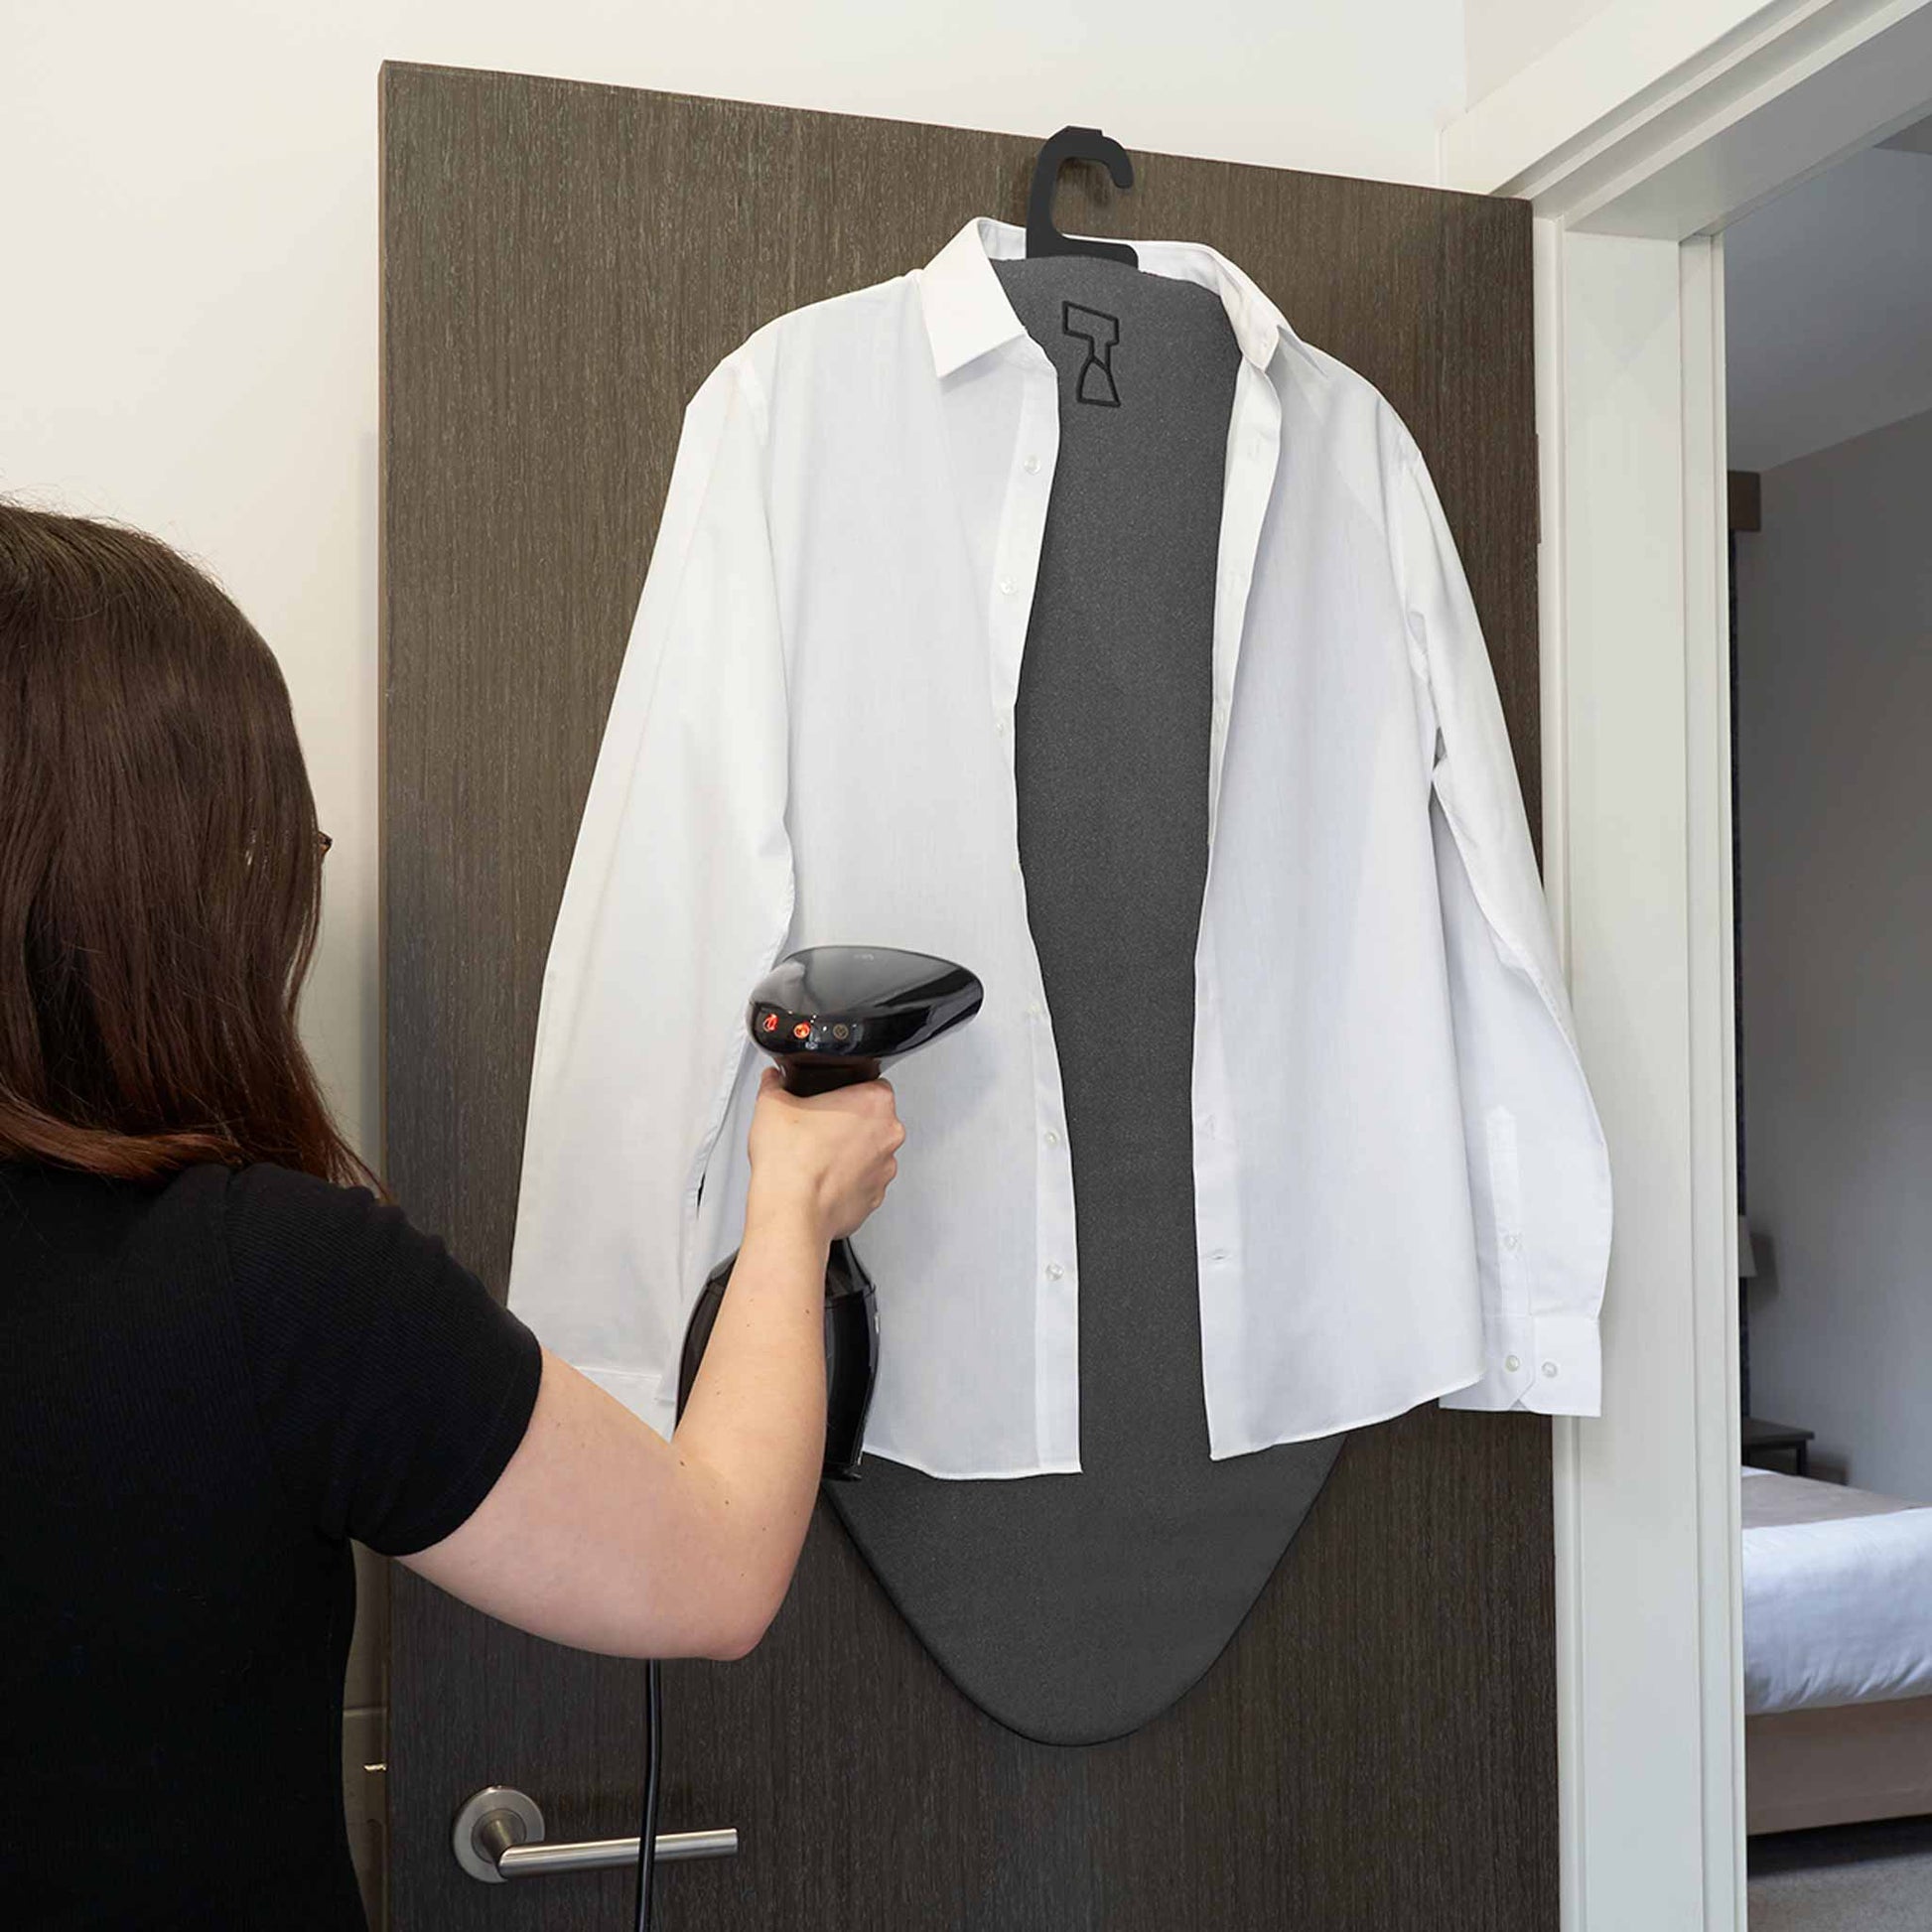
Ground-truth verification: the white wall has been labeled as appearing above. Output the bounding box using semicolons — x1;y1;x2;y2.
1735;406;1932;1497
0;8;1472;1916
1463;0;1614;104
0;0;1469;1176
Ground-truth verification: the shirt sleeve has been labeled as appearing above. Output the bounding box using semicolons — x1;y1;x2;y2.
221;1164;542;1556
1392;443;1612;1418
505;356;795;1441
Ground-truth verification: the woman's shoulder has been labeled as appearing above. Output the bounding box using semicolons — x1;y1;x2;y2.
1;1156;224;1278
0;1156;367;1237
220;1159;378;1239
216;1161;467;1312
74;1160;380;1288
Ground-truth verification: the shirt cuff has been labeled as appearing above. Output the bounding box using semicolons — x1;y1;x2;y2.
1439;1311;1600;1418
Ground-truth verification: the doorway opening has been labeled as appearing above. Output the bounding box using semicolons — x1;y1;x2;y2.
1725;107;1932;1927
1444;8;1932;1922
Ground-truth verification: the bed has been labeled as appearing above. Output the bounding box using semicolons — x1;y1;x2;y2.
1743;1464;1932;1833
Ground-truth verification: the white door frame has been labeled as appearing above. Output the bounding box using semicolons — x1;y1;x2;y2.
1446;3;1932;1926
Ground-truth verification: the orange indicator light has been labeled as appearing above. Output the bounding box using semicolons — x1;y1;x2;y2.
759;1012;779;1034
792;1021;812;1039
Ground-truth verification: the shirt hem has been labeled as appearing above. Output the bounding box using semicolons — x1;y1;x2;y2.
578;1363;676;1438
858;1447;1086;1480
1204;1357;1491;1461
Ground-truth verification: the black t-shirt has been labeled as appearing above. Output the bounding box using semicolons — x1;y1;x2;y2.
0;1159;541;1929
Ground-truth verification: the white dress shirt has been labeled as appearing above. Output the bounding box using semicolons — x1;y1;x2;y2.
507;217;1611;1479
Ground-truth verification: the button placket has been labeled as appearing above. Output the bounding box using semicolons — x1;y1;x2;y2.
991;355;1079;1467
1188;918;1248;1430
1030;989;1080;1462
988;366;1055;779
1204;363;1281;848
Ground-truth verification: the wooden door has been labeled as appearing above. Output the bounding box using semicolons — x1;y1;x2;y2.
381;62;1551;1931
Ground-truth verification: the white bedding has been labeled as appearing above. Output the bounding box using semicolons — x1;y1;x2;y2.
1742;1465;1932;1717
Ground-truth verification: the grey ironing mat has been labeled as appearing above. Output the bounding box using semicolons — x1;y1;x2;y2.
830;253;1345;1745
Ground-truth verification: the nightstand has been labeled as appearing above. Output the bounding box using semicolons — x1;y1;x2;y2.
1742;1416;1814;1477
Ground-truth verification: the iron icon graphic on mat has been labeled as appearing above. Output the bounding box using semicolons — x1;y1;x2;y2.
1062;302;1122;407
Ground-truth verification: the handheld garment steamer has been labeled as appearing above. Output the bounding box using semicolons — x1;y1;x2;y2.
632;945;983;1931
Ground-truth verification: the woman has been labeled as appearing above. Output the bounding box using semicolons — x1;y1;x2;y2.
0;505;904;1927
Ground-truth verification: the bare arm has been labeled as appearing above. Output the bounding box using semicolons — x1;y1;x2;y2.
400;1069;902;1660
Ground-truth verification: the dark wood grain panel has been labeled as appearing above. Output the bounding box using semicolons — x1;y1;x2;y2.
382;63;1548;1931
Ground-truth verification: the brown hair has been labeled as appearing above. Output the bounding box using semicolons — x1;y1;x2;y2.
0;505;374;1188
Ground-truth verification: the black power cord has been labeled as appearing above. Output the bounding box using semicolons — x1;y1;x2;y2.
632;1658;663;1932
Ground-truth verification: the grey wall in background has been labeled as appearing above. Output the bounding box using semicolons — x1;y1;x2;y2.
1735;405;1932;1497
1725;147;1932;472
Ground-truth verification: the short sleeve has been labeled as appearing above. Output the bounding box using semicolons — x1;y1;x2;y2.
221;1164;542;1556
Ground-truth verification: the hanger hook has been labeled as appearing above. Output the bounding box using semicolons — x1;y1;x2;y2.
1026;126;1138;268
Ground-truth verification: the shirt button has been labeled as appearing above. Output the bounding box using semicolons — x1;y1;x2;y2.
1012;858;1023;876
1027;1001;1043;1020
999;577;1017;596
1503;1231;1522;1252
1505;1354;1521;1372
1542;1361;1559;1378
1045;1261;1064;1281
1024;455;1041;474
1043;1129;1061;1148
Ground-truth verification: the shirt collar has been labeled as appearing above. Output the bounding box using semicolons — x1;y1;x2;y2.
916;215;1299;379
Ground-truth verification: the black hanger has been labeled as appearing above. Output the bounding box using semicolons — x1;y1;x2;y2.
1026;126;1138;269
